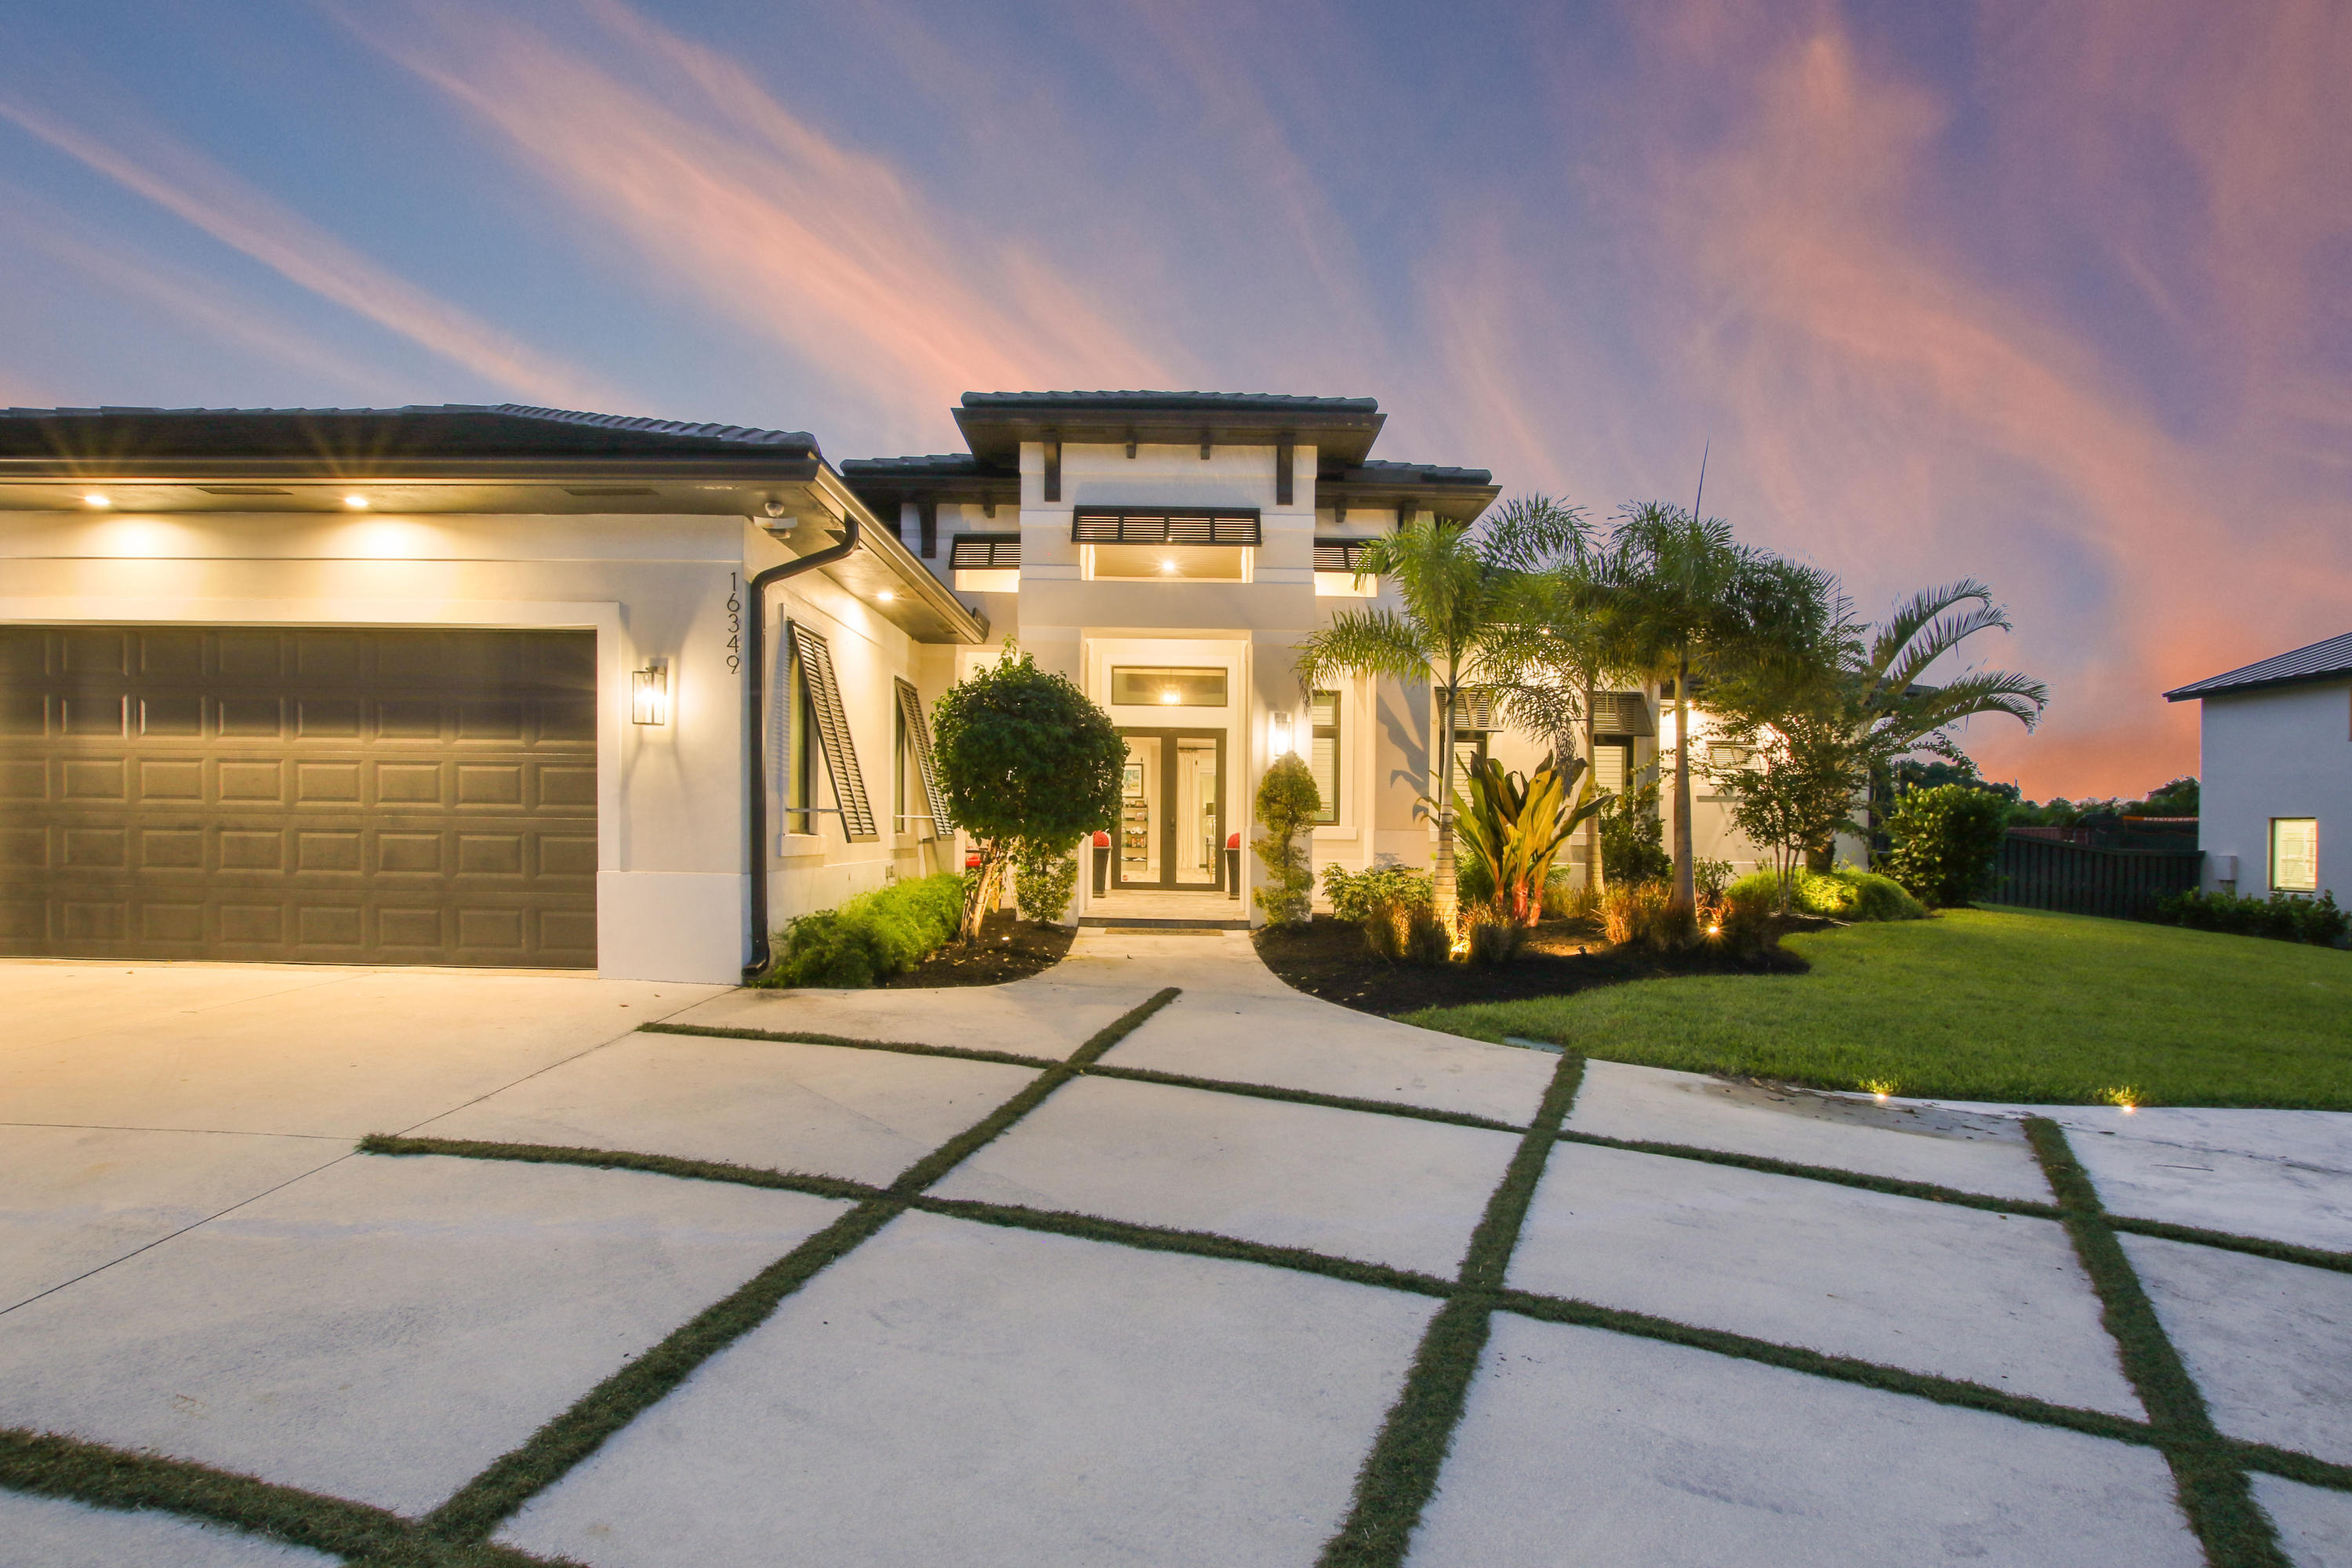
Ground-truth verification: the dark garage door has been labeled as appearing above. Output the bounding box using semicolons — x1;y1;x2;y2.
0;626;597;967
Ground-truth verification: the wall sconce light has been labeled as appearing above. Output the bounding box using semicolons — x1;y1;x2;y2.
631;659;671;726
1270;709;1297;756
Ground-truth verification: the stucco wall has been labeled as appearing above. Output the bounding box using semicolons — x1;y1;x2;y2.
2198;683;2350;896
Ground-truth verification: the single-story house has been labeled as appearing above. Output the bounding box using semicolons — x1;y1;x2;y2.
0;393;1769;983
2165;631;2351;899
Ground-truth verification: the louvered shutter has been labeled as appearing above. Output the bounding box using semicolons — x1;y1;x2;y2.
894;677;951;840
786;622;879;842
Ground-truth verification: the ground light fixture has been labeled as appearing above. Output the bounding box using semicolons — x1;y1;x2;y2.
631;659;671;726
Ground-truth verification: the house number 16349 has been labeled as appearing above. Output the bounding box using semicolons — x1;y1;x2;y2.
724;572;742;674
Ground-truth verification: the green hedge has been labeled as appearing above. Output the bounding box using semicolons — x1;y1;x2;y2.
2155;888;2348;946
761;873;966;988
1728;867;1926;922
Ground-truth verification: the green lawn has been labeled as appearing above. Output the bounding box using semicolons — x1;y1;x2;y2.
1404;906;2352;1109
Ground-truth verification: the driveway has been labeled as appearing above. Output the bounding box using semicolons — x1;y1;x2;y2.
0;937;2347;1567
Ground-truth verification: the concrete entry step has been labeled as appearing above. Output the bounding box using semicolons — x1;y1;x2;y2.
1080;916;1250;931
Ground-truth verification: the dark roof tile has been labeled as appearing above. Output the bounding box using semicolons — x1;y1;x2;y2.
2165;632;2352;700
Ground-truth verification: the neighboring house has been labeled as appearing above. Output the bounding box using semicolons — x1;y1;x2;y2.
0;392;1768;984
2165;632;2351;899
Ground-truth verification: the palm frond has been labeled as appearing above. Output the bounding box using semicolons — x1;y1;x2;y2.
1294;607;1433;690
1882;604;2013;691
1867;581;1992;678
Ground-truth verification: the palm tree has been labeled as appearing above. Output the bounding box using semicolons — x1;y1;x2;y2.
1294;516;1524;931
1844;581;2048;860
1584;503;1836;920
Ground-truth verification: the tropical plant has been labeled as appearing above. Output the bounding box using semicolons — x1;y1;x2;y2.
1252;755;1320;927
1012;840;1080;924
1599;773;1672;887
932;648;1125;939
1294;516;1532;932
1581;503;1839;927
1883;784;2011;906
1451;753;1610;927
1320;862;1434;923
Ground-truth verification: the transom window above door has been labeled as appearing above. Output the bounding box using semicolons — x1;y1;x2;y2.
1076;507;1258;582
1112;666;1229;706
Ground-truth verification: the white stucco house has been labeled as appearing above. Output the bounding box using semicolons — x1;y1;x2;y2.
2165;632;2351;899
0;392;1760;983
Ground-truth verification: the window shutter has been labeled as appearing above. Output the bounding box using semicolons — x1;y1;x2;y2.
949;534;1020;568
1071;508;1261;545
1313;539;1370;572
786;622;879;842
895;677;951;840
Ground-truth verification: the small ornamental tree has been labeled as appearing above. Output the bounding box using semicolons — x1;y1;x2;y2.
1883;783;2010;907
1253;755;1320;927
933;648;1124;939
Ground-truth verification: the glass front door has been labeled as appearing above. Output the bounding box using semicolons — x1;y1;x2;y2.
1112;728;1225;890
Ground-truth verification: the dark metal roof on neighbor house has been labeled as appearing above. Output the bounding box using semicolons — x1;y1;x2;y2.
952;389;1388;468
2165;632;2352;702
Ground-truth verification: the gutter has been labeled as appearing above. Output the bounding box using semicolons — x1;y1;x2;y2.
741;510;860;981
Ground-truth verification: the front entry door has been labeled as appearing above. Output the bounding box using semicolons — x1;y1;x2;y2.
1112;728;1225;891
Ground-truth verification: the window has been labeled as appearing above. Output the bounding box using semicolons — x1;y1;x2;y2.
2272;818;2319;893
1076;508;1257;582
1311;690;1341;824
1087;544;1250;581
1111;666;1228;706
784;649;815;835
950;533;1019;593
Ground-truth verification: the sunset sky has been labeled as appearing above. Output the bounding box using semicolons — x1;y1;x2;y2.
3;0;2346;798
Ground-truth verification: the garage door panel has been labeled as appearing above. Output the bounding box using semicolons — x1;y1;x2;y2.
0;626;597;967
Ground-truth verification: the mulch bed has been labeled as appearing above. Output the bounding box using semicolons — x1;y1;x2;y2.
1254;914;1812;1017
877;909;1073;988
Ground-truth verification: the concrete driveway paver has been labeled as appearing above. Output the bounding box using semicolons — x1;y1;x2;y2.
0;1124;343;1312
417;1031;1040;1186
1569;1059;2052;1201
0;968;725;1138
2254;1473;2352;1567
666;981;1149;1062
499;1209;1439;1568
0;960;359;1054
1410;1313;2201;1568
1102;992;1555;1125
2051;1109;2352;1254
0;1490;338;1567
2122;1232;2352;1465
929;1075;1522;1277
0;1153;849;1516
1510;1142;2141;1415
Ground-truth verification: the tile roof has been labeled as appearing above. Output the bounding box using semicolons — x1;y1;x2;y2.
1338;459;1495;485
2165;631;2352;700
960;390;1378;413
0;404;819;461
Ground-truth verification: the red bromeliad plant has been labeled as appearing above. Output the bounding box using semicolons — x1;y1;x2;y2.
1450;753;1609;927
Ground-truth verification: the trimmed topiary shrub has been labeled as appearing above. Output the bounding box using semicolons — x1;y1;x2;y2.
1253;755;1320;927
763;873;965;987
1884;785;2010;907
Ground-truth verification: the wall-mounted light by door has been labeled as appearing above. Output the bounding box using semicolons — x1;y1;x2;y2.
1269;709;1297;757
631;659;671;726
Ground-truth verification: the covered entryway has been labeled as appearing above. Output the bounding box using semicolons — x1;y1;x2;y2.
0;626;597;967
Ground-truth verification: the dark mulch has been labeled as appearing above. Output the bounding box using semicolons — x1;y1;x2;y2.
1254;914;1812;1017
877;910;1073;988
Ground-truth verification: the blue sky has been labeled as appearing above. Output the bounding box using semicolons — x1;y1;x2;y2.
4;0;2348;794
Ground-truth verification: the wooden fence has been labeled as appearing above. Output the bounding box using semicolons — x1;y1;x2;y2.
1990;833;2203;920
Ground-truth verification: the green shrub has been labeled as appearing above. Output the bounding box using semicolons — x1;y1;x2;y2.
763;873;965;988
1544;869;1599;923
1601;880;1693;950
1694;858;1735;901
1884;785;2010;907
1252;756;1320;927
1461;903;1525;966
1321;862;1447;963
1013;840;1079;924
2156;888;2347;946
1726;866;1927;921
1600;779;1672;886
1710;881;1781;959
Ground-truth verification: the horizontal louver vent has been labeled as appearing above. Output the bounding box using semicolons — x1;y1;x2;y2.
949;533;1020;568
1071;508;1261;546
1313;539;1371;572
1449;688;1497;732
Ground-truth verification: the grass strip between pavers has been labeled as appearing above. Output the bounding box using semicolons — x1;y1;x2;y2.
2105;1214;2352;1275
0;1428;571;1567
2028;1117;2290;1568
2228;1440;2352;1494
414;985;1178;1545
1313;1051;1588;1568
1558;1127;2065;1218
643;1017;1526;1134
